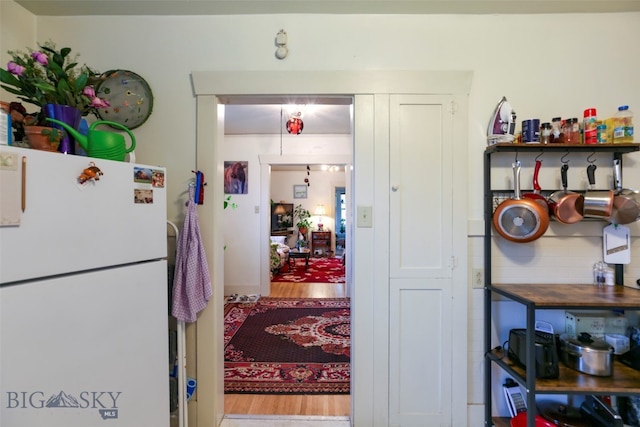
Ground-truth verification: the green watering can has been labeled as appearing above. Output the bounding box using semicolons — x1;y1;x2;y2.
46;119;136;162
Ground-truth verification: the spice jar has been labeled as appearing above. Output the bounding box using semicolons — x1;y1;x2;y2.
551;117;564;143
540;122;552;144
564;118;580;144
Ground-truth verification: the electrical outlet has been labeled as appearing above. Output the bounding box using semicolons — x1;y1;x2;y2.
472;268;484;289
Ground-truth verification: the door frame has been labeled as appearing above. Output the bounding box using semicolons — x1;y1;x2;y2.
192;70;472;427
259;154;353;297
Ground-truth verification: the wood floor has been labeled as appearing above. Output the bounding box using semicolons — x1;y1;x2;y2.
224;281;350;416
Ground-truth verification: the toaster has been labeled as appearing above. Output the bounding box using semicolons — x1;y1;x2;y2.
507;328;559;379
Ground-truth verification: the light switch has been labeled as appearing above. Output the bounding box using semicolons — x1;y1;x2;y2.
254;206;260;214
357;206;373;227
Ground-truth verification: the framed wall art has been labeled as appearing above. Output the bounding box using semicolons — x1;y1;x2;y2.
223;161;248;194
293;185;307;199
271;203;294;232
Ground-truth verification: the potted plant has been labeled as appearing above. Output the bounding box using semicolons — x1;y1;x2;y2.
294;204;312;237
0;41;108;113
0;40;109;152
24;125;66;151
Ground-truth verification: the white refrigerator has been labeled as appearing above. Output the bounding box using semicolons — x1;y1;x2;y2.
0;145;169;427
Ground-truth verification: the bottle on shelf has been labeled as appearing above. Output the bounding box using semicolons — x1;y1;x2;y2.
613;105;634;143
583;108;598;144
597;124;608;144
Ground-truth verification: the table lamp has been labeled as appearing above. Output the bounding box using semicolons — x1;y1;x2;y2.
315;204;326;231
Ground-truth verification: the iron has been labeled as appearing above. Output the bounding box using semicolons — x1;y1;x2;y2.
487;96;517;145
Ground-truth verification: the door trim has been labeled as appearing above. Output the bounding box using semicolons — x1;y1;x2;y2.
193;70;472;427
258;154;353;297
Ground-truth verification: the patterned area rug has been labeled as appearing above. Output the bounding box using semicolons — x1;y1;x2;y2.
272;256;345;283
224;298;350;394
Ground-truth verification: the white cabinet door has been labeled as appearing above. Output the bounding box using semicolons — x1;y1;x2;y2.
388;94;455;427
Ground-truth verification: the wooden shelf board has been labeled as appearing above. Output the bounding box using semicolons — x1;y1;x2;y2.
486;143;640;154
492;417;511;427
489;350;640;394
490;283;640;309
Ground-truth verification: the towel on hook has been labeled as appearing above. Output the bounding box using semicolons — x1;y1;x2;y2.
171;187;212;322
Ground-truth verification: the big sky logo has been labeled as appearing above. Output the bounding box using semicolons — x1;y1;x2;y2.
5;390;121;420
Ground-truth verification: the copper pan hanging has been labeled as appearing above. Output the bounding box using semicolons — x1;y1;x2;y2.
493;161;549;243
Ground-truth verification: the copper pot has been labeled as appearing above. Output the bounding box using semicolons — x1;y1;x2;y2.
547;164;583;224
609;158;640;224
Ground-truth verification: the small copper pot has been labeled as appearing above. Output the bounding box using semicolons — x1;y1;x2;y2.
547;164;583;224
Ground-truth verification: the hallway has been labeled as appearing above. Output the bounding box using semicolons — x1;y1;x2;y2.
224;281;350;417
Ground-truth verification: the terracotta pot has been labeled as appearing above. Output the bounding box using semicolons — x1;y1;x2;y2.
24;126;62;152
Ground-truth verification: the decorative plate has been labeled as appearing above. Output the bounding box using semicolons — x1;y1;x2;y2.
95;70;153;130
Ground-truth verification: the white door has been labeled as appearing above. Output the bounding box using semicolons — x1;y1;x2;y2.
388;94;455;426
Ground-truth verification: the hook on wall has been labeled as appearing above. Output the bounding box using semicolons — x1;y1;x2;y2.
275;29;288;60
535;151;543;161
561;152;570;164
587;152;597;164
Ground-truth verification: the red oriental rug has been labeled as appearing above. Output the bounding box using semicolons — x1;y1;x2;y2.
224;298;350;394
272;257;345;283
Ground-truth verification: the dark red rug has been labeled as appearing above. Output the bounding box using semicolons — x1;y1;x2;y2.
272;256;345;283
224;298;350;394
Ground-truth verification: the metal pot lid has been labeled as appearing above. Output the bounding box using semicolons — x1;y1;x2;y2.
537;400;590;427
561;333;613;353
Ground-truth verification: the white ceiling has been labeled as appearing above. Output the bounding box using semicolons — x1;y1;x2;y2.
14;0;640;16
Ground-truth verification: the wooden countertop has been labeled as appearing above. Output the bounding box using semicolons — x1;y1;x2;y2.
489;349;640;394
490;283;640;309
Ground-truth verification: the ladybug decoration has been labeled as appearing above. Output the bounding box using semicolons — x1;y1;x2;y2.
286;114;304;135
78;162;104;184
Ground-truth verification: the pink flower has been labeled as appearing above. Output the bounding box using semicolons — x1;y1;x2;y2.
83;86;96;97
7;62;25;76
90;97;110;108
31;51;48;66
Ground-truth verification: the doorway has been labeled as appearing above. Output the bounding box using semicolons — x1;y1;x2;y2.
193;70;472;427
221;99;354;419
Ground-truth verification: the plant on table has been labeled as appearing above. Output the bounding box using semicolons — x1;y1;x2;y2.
294;204;312;237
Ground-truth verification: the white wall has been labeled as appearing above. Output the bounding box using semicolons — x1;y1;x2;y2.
2;3;640;422
2;8;639;224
